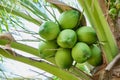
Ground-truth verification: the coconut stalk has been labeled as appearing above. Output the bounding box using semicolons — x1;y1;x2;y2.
77;0;118;63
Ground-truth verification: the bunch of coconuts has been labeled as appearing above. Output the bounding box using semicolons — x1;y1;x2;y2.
38;9;102;69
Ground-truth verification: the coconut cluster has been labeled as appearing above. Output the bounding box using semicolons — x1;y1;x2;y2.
38;10;102;69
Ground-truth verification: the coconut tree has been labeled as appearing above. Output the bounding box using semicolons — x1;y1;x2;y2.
0;0;120;80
